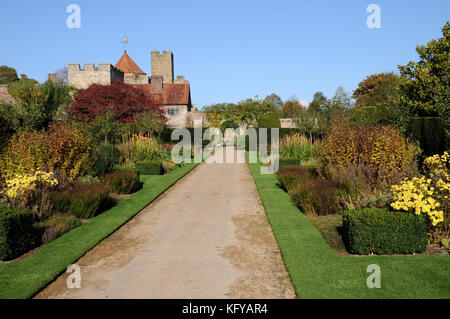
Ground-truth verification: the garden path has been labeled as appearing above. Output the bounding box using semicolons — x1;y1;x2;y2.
36;147;295;299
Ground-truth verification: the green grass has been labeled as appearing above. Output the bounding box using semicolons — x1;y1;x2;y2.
247;160;450;298
0;163;198;299
307;215;347;253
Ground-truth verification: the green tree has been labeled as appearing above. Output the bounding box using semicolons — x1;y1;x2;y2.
307;92;329;114
398;21;449;116
263;93;283;110
7;80;73;131
0;65;19;84
94;109;117;144
398;21;449;144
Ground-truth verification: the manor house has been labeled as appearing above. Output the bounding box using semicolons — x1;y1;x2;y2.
67;50;205;127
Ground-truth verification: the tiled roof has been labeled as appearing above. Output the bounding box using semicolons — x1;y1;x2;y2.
115;51;145;74
134;83;191;106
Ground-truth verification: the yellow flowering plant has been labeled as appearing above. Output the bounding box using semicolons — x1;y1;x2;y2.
391;151;449;240
4;171;58;199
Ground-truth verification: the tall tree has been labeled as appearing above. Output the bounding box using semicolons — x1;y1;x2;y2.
353;72;402;108
398;21;449;146
398;21;449;116
282;99;305;118
0;65;19;84
307;92;329;114
263;93;283;110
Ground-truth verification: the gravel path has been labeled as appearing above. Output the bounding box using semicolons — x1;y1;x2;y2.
36;147;295;299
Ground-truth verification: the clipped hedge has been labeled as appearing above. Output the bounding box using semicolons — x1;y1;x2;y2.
0;207;40;261
136;160;163;175
342;208;428;255
49;182;110;219
407;117;447;156
100;171;142;194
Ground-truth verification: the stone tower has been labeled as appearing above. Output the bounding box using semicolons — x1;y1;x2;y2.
151;51;174;84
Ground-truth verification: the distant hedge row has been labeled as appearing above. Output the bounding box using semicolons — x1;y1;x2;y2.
158;117;448;155
406;117;448;156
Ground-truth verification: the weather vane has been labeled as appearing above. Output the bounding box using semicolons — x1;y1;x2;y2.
122;36;129;53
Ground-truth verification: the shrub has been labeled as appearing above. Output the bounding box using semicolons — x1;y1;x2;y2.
279;158;299;169
117;134;170;165
280;133;314;164
390;151;449;241
47;121;93;179
135;160;163;175
289;177;339;216
320;119;419;187
277;166;316;192
39;214;81;237
90;143;121;176
0;130;49;179
342;208;428;255
0;122;93;180
0;206;40;261
2;171;59;218
49;182;110;219
100;171;142;194
161;160;177;174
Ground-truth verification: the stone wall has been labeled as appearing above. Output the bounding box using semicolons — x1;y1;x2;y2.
124;73;149;84
151;51;174;84
280;118;297;128
162;104;189;127
68;63;124;89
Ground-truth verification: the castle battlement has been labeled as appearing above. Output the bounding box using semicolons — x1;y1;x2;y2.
68;63;124;89
68;63;123;73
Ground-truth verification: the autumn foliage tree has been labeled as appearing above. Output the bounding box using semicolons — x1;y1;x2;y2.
353;72;402;109
69;81;165;124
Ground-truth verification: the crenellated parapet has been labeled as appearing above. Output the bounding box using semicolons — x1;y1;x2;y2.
68;63;124;89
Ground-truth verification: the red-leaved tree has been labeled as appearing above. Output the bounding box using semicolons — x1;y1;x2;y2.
69;81;165;123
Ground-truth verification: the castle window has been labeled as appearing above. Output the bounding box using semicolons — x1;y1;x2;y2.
166;107;179;116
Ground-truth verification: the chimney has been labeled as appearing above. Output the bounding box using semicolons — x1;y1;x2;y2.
151;75;163;92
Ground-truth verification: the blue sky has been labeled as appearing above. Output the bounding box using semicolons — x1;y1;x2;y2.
0;0;448;108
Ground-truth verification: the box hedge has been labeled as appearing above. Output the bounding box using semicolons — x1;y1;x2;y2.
0;207;40;261
136;160;163;175
342;208;428;255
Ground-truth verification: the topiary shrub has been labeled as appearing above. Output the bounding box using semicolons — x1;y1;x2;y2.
100;171;142;194
342;208;428;255
135;160;163;175
90;143;121;176
0;206;41;261
49;182;110;219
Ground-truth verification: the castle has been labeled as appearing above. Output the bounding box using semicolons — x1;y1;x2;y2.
67;50;205;127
